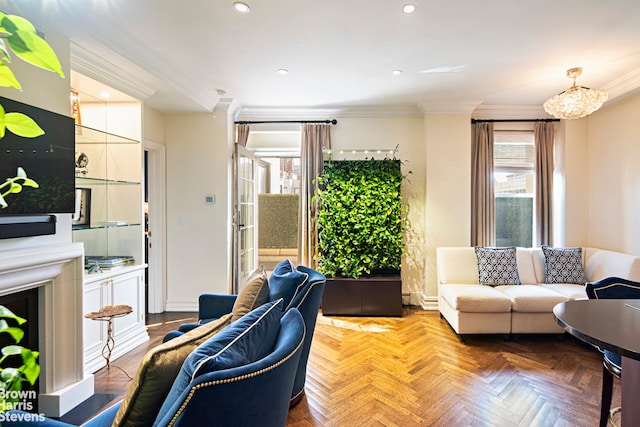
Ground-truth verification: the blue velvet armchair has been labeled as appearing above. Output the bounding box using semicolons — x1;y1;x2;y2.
3;307;306;427
585;276;640;427
163;261;326;406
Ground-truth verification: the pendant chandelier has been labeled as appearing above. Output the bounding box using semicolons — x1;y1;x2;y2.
543;67;608;120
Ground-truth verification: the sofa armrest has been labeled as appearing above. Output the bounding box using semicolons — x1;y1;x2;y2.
198;294;237;320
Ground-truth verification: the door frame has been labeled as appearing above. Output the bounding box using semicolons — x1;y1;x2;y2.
144;139;167;313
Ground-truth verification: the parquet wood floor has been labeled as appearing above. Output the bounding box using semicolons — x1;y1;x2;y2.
92;308;616;426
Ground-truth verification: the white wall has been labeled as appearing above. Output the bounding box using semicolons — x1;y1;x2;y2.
557;119;589;247
143;105;166;144
585;92;640;254
424;114;471;303
0;31;72;251
164;112;232;310
330;116;426;304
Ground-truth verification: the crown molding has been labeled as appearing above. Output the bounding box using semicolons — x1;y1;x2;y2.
471;104;551;120
418;101;482;114
602;66;640;101
70;42;156;101
235;104;423;120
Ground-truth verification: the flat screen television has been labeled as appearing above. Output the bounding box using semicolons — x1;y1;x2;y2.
0;96;75;238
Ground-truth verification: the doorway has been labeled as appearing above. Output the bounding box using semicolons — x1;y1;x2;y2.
246;129;302;273
144;140;167;313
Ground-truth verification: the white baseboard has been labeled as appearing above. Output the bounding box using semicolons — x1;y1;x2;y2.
165;301;199;312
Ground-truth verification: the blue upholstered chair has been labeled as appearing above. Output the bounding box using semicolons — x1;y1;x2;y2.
163;261;326;406
3;305;306;427
585;276;640;427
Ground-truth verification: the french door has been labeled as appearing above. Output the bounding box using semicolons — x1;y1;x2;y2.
233;144;258;293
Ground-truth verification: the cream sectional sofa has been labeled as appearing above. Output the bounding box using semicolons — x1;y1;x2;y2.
437;247;640;335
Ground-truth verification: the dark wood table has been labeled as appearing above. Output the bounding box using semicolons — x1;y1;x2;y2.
553;299;640;426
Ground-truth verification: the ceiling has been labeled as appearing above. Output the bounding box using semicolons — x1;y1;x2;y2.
3;0;640;117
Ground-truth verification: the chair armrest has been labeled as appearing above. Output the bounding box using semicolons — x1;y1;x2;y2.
198;294;237;320
177;323;202;333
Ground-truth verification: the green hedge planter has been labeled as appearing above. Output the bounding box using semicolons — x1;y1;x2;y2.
315;158;408;316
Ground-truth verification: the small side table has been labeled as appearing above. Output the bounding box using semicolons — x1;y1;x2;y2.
85;304;133;379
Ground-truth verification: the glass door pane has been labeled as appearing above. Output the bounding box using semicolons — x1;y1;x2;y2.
234;144;257;292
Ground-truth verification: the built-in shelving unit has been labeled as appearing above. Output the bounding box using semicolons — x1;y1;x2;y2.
71;81;149;375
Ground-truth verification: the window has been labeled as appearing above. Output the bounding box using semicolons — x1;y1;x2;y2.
494;130;534;247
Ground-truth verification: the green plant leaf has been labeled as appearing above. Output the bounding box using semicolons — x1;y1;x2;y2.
5;112;44;138
0;193;6;208
1;345;23;357
0;37;10;61
0;103;5;138
8;29;64;78
0;306;26;325
20;348;39;385
0;326;24;344
0;367;21;383
0;61;20;89
8;182;22;194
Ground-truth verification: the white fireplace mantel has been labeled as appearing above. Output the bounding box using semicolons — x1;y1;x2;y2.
0;242;93;417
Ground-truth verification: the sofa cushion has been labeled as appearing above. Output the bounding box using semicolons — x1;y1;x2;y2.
231;265;269;321
154;299;284;424
495;285;568;312
475;247;521;286
439;284;512;312
112;313;233;427
515;248;538;284
542;283;588;300
269;259;309;309
437;247;480;284
542;246;585;284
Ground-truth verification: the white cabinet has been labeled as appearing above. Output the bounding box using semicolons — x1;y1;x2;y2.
82;266;148;375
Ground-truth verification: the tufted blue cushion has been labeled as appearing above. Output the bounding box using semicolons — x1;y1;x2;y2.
474;246;521;286
542;246;585;284
269;259;309;309
153;299;284;425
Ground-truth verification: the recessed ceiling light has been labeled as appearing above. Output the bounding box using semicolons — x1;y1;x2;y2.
277;68;289;75
392;69;403;76
99;91;110;99
402;4;416;14
233;2;250;13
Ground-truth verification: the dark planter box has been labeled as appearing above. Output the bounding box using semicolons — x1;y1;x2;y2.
322;275;402;317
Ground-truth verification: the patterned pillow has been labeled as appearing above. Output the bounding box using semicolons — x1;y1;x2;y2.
474;246;521;286
542;246;585;284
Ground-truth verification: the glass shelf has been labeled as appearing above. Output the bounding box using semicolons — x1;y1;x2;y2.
75;125;139;144
73;222;142;231
76;176;140;186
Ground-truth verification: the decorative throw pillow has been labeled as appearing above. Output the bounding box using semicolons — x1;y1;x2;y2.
231;265;269;321
474;246;521;286
154;299;284;424
542;246;585;284
269;259;309;310
112;313;233;427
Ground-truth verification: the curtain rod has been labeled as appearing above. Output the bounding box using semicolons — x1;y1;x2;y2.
234;119;337;125
471;118;559;123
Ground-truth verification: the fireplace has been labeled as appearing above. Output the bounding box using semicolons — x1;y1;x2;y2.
0;242;92;417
